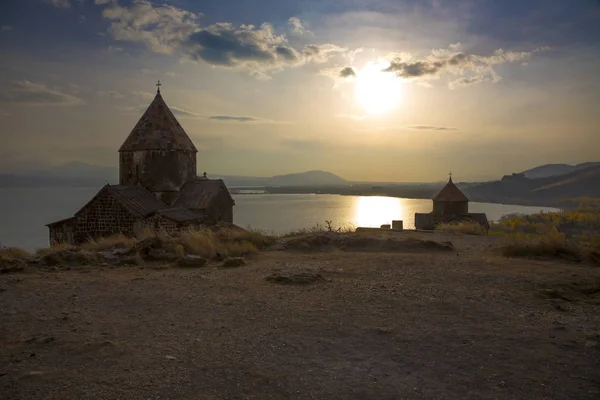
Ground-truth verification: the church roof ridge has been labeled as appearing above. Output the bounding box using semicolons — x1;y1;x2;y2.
119;82;197;152
432;175;469;202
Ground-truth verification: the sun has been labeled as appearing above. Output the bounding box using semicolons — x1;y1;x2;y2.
353;61;402;115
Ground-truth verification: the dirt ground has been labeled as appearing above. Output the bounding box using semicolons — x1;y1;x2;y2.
1;231;599;400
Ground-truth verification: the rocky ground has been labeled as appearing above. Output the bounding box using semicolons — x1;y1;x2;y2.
1;231;599;400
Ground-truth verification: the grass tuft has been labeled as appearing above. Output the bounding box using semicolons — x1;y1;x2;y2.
36;242;77;257
82;234;137;251
0;247;32;267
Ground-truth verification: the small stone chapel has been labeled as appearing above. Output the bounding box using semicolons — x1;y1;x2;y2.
414;174;489;230
47;82;235;245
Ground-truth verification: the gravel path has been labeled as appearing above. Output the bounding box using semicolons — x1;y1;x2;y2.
1;233;599;400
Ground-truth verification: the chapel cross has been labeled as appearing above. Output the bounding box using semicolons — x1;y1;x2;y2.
156;80;162;93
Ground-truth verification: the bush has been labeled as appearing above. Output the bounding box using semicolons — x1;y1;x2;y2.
500;238;584;263
435;220;487;235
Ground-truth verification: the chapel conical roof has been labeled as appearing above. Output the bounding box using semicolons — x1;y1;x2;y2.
432;176;469;202
119;89;197;152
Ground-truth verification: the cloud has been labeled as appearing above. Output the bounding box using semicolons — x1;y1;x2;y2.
408;125;457;131
1;26;11;32
0;81;83;106
288;17;312;36
384;44;550;88
42;0;71;8
94;0;113;4
98;1;348;77
339;67;356;78
170;107;201;118
97;90;124;98
208;115;260;123
102;0;200;54
448;75;490;89
132;91;154;100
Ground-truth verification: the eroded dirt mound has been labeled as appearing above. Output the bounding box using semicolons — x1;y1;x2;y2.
279;233;454;253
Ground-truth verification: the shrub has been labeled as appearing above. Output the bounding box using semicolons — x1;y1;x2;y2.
435;220;487;235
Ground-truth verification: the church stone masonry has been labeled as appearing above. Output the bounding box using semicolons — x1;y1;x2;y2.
47;83;235;245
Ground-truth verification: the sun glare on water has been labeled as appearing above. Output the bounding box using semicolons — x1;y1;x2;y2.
354;61;402;115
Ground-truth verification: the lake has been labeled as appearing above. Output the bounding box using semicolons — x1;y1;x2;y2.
0;187;558;252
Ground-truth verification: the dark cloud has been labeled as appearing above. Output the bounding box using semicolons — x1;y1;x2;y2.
383;45;549;87
340;67;356;78
408;126;457;131
100;2;346;77
209;115;259;122
0;80;82;106
384;53;468;78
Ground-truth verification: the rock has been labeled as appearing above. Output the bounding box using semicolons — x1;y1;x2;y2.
177;255;208;268
42;249;96;267
222;257;245;268
265;272;325;285
130;236;179;260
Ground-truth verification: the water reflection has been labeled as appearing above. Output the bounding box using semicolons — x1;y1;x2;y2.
354;196;407;228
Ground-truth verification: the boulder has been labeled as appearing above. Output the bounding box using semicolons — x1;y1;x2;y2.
177;255;208;268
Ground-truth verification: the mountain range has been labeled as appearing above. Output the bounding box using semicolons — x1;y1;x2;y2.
0;162;348;188
1;161;599;206
519;162;600;179
466;163;600;206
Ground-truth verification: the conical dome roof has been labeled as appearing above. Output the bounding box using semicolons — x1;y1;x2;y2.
433;176;469;202
119;91;197;152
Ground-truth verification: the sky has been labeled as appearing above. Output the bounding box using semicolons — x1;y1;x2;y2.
0;0;599;182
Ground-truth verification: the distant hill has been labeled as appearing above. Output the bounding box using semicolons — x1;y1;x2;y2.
0;162;348;188
466;164;600;206
33;161;119;181
520;162;600;179
267;170;347;187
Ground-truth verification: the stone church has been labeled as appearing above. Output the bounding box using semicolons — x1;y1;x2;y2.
414;175;489;230
47;84;235;245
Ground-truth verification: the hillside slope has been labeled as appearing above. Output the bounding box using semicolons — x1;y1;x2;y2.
521;162;600;179
466;164;600;205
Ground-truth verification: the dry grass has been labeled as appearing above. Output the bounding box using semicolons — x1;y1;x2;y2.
179;229;261;259
36;242;77;257
435;220;488;235
282;221;356;238
81;233;138;251
0;247;32;267
500;236;586;264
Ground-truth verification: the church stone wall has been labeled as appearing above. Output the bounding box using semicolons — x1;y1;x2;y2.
119;150;196;193
433;201;468;216
73;192;139;244
205;192;234;224
136;215;205;235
